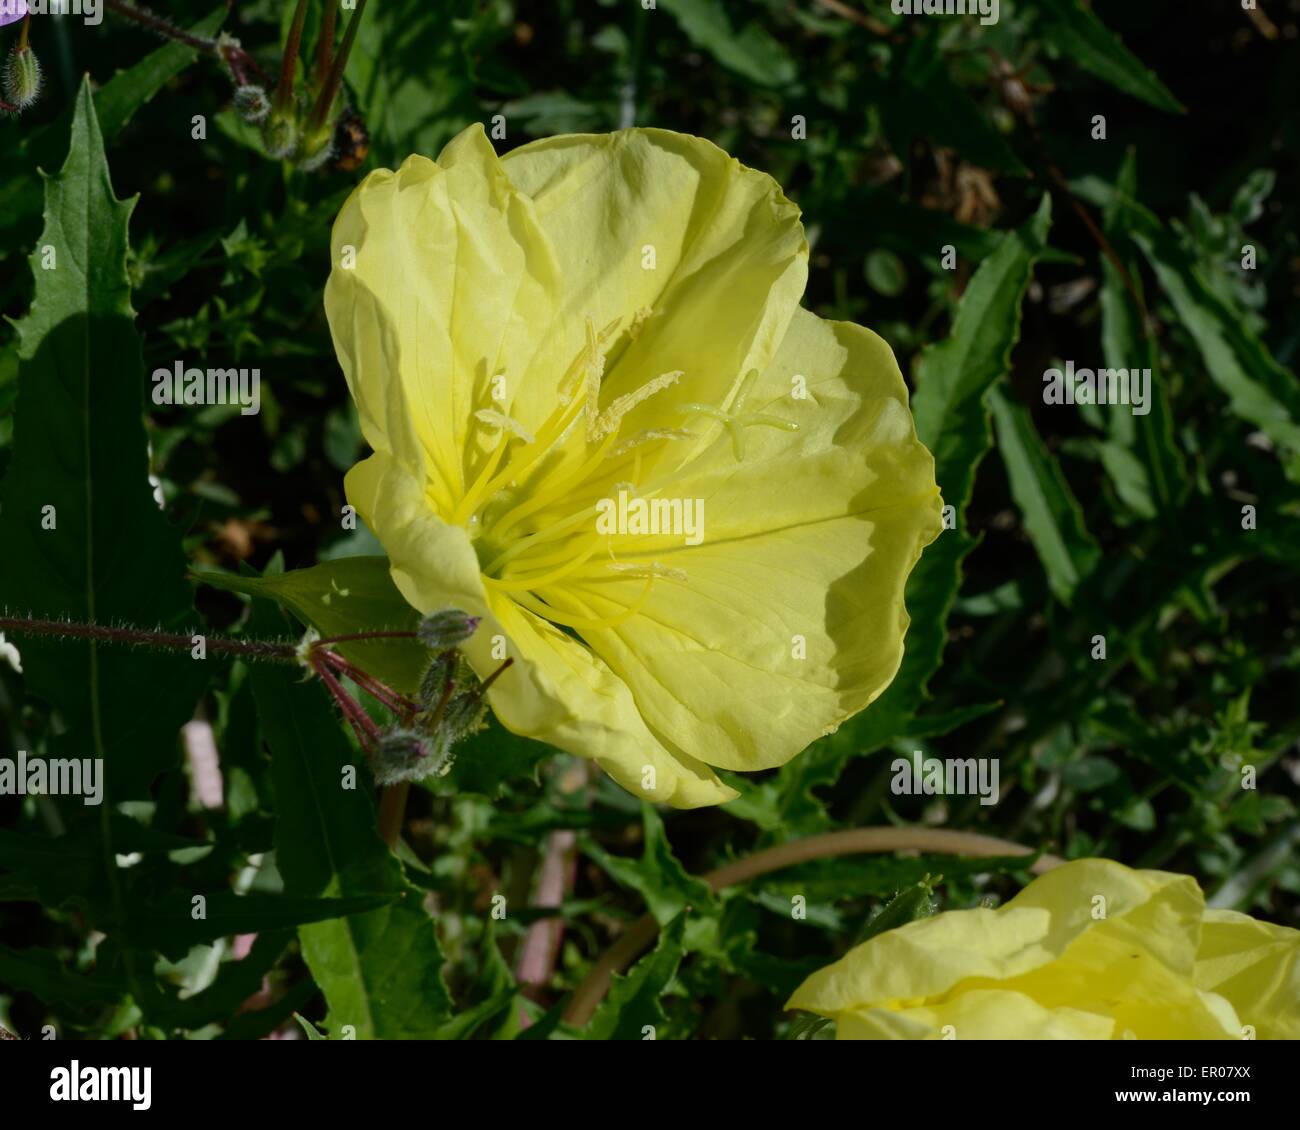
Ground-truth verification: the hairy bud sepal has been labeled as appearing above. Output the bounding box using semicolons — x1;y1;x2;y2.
4;44;41;112
417;609;480;651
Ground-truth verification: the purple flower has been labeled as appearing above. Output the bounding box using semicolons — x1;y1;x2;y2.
0;0;27;30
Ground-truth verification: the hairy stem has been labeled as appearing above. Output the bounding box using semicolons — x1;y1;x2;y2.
0;615;297;661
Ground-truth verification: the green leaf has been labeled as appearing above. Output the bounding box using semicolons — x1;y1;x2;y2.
580;914;687;1041
582;805;715;927
1035;0;1184;113
1098;152;1186;516
1079;178;1300;480
660;0;797;86
95;8;229;139
990;385;1101;604
853;878;937;946
348;1;482;163
1062;755;1122;792
196;556;425;694
294;1013;329;1041
250;596;454;1039
0;80;205;799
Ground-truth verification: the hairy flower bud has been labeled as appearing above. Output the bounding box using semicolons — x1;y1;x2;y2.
233;84;270;124
372;727;438;786
417;609;480;651
3;45;41;112
262;113;299;160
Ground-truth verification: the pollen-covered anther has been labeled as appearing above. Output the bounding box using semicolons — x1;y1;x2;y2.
588;370;684;443
606;561;688;583
627;306;655;340
473;408;535;444
608;427;695;459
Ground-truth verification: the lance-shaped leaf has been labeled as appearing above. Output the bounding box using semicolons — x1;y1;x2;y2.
0;80;205;800
990;385;1100;604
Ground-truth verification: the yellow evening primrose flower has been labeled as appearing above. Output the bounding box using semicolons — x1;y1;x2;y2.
323;124;942;808
787;858;1300;1039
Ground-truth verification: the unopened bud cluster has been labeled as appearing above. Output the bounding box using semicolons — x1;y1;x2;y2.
370;611;496;787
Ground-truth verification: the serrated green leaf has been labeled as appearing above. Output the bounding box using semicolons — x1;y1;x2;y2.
582;805;715;927
0;80;205;800
580;914;686;1041
1079;178;1300;480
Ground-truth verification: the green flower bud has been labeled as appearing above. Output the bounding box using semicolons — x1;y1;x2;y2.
417;609;480;651
262;113;299;160
373;727;440;786
233;85;270;124
4;45;41;112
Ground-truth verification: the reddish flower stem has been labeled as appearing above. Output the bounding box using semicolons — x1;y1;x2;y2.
318;648;418;719
310;653;382;750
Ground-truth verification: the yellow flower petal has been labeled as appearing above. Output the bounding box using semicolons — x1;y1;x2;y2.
1196;908;1300;1039
501;128;809;438
561;310;942;770
837;990;1118;1040
325;125;562;514
787;859;1249;1040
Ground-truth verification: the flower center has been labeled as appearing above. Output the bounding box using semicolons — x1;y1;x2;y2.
443;316;795;635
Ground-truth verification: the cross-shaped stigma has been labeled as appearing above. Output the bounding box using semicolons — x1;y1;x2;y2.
678;369;799;461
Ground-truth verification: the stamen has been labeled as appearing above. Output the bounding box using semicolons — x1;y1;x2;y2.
484;540;601;592
472;408;536;444
627;305;654;340
602;560;688;583
512;574;655;632
589;371;684;441
607;427;695;459
582;317;605;442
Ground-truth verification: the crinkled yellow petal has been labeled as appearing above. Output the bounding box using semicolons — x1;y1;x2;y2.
787;859;1245;1039
1196;908;1300;1039
837;991;1118;1040
560;310;941;770
501;128;808;442
324;125;562;513
345;452;736;809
